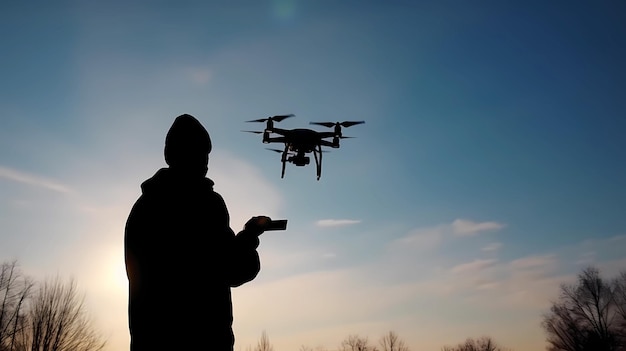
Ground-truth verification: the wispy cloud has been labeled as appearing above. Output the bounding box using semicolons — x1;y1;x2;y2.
510;254;556;270
390;226;446;252
0;166;72;193
451;218;505;236
316;219;361;227
388;218;505;254
482;242;503;252
450;258;498;274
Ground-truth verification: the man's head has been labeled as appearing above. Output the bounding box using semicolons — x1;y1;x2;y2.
164;114;212;177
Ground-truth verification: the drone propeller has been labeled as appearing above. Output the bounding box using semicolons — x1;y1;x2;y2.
340;121;365;127
267;147;330;154
309;120;365;128
242;130;263;134
246;114;295;123
265;148;286;153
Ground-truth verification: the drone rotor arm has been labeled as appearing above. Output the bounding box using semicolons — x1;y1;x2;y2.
268;127;289;136
317;131;336;138
265;136;287;143
320;140;335;147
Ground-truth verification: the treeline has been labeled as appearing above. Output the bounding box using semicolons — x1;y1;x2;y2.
0;260;105;351
246;331;509;351
245;266;626;351
3;258;626;351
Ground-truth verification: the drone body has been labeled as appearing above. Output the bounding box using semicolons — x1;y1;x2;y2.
243;114;364;180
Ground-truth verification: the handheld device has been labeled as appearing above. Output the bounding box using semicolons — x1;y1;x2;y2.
266;219;288;231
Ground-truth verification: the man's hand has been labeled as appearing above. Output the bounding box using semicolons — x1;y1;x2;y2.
242;216;272;237
235;216;271;249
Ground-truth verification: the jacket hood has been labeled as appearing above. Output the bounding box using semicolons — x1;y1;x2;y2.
140;168;215;195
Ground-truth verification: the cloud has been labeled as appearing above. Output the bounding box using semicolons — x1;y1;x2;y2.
510;254;556;270
387;218;504;255
315;219;361;227
390;226;445;252
482;242;503;252
451;218;505;236
450;258;498;274
0;166;72;193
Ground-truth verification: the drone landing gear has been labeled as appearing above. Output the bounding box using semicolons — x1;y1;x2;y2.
281;144;288;178
314;143;322;181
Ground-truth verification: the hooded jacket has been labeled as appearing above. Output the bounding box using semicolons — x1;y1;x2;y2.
124;115;260;351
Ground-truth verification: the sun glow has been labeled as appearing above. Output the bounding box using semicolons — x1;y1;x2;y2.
113;259;129;291
103;246;128;294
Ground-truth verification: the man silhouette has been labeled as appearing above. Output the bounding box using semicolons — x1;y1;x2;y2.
125;114;270;351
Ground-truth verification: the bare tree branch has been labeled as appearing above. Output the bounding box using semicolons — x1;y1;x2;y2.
379;331;409;351
341;334;378;351
254;330;274;351
441;336;510;351
0;260;33;351
542;266;624;351
25;275;106;351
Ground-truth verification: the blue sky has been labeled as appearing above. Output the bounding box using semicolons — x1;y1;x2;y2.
1;1;625;350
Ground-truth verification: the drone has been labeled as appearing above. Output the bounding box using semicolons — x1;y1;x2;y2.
242;114;365;180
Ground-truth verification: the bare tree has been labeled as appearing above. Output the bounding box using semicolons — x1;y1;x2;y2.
254;330;274;351
613;271;626;346
22;275;105;351
299;346;328;351
441;336;509;351
542;266;624;351
379;331;409;351
341;334;378;351
0;260;34;351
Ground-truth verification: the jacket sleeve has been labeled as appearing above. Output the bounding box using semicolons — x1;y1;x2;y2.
213;191;262;287
227;234;261;287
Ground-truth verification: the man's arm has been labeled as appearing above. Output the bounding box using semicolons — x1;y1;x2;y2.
226;216;271;287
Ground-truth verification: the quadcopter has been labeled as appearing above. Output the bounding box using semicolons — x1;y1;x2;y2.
242;114;365;180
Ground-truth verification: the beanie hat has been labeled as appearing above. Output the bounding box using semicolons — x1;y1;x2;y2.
164;114;212;167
